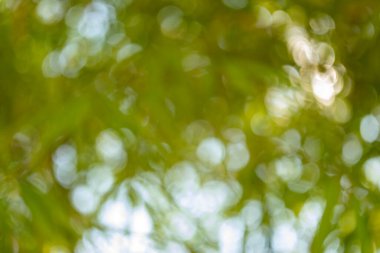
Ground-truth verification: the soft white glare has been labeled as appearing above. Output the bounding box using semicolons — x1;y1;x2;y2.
298;198;325;241
157;6;183;36
165;162;199;194
65;6;84;29
197;181;238;214
256;6;272;28
223;128;246;143
275;156;302;182
340;176;352;194
108;32;125;46
171;190;197;213
75;229;129;253
288;179;315;194
363;157;380;188
121;127;137;148
182;120;213;143
219;217;245;253
43;40;88;78
87;165;114;194
331;98;351;123
268;206;297;229
96;129;126;166
127;234;153;253
272;10;290;26
42;51;61;77
265;87;303;119
169;212;196;241
285;22;344;108
222;0;248;10
60;41;88;77
241;200;263;229
311;71;336;105
225;142;250;171
161;14;182;36
324;237;342;253
250;113;273;136
36;0;65;24
109;0;133;8
53;144;77;187
196;137;225;165
116;43;142;62
182;53;210;72
303;137;321;161
342;135;362;166
272;223;298;253
77;2;114;39
309;14;335;35
8;194;31;219
286;27;315;66
28;173;49;194
119;88;137;114
281;129;301;153
316;43;335;67
71;185;98;214
200;214;223;243
180;180;239;217
131;206;153;235
13;132;31;152
98;199;130;230
283;65;300;85
165;242;190;253
131;174;168;209
169;176;241;217
255;163;271;183
128;235;154;253
354;187;368;200
245;229;268;253
360;114;380;143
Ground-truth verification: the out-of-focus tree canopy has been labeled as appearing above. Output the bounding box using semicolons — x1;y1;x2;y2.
2;0;380;252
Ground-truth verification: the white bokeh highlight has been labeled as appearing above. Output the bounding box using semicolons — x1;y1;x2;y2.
360;114;380;143
196;137;225;166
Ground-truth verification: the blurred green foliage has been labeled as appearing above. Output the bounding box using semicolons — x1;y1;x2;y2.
2;0;380;252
